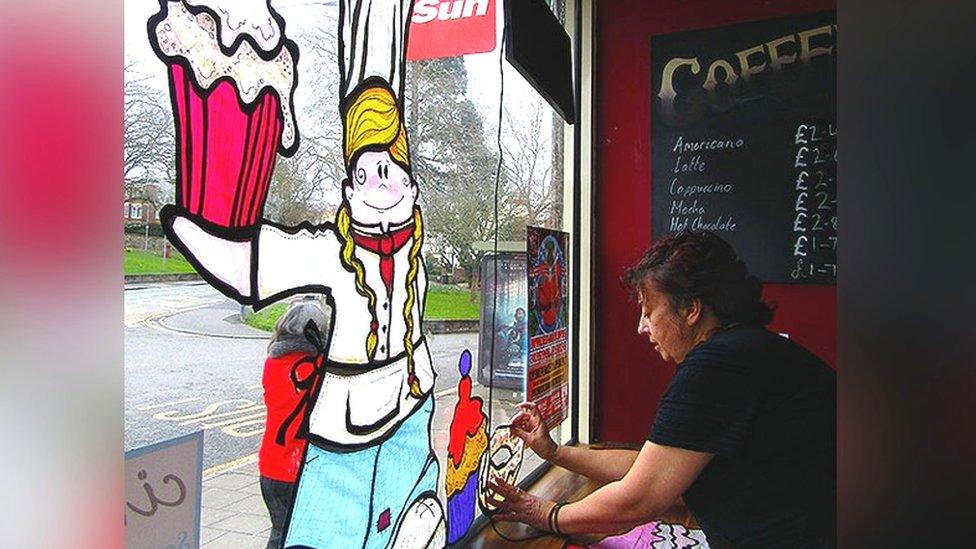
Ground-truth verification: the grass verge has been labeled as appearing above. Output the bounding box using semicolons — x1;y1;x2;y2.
124;248;195;275
243;303;290;332
424;285;481;320
243;286;480;332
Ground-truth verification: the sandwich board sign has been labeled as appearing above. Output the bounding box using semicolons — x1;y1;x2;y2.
125;431;204;549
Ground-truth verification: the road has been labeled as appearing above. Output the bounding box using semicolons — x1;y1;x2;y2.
124;282;527;474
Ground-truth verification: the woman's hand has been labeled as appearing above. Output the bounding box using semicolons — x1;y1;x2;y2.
511;401;559;461
486;476;555;532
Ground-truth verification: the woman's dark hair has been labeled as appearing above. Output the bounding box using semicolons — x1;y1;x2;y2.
623;230;774;326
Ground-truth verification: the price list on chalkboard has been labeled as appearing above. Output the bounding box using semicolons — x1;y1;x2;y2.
790;121;836;281
651;11;836;284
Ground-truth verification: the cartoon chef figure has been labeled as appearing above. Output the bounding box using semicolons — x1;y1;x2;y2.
152;0;445;547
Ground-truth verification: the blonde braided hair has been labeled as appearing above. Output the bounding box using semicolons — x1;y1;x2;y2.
403;207;424;397
336;203;379;360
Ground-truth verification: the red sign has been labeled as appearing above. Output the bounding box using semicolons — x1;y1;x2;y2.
406;0;497;60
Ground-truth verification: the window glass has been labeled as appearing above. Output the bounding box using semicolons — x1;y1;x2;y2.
402;0;574;526
124;0;575;543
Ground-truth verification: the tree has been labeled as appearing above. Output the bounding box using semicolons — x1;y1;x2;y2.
289;7;345;194
124;60;175;204
264;140;336;225
261;5;346;224
405;57;502;281
501;102;559;231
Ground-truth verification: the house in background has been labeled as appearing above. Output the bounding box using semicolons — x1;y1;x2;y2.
124;183;161;223
123;199;158;223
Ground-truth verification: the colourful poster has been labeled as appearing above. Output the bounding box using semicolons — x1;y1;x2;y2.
526;226;569;430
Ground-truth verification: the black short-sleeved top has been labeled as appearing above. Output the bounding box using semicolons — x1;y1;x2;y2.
649;325;836;549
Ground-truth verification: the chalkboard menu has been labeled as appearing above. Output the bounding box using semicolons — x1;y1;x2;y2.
651;12;836;283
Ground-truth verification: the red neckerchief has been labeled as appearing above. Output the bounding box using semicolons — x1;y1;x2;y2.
351;223;414;296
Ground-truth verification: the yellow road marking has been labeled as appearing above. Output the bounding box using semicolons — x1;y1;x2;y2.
136;396;202;411
198;412;267;429
203;452;259;479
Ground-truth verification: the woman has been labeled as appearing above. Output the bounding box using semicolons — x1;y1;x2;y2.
489;230;836;548
259;300;331;549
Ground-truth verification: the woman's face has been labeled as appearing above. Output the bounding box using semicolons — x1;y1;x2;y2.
636;282;695;364
345;150;418;229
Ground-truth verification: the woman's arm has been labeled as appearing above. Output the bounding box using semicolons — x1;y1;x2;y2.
548;445;640;484
489;441;712;535
511;401;638;483
556;441;712;535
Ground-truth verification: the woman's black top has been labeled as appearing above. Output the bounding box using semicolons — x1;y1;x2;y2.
649;325;836;548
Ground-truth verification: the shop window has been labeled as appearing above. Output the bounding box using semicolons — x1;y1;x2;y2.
125;0;579;545
402;0;576;529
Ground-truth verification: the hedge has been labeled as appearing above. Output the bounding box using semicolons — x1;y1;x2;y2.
124;222;165;237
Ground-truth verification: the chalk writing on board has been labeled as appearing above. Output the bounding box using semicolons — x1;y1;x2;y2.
790;120;836;281
651;11;836;283
663;133;743;233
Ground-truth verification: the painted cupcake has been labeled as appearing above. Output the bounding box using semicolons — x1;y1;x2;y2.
445;350;488;544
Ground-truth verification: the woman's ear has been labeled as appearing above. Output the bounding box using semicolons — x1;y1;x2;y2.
684;298;703;327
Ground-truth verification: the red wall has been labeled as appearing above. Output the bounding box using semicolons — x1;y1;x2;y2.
592;0;836;443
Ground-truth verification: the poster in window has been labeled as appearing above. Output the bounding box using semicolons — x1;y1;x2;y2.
526;226;569;430
478;252;528;390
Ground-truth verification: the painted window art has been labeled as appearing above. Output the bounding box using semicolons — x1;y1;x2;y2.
444;350;489;544
139;0;577;546
476;423;526;515
148;0;444;546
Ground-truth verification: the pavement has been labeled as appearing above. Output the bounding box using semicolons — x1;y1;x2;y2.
146;300;275;547
200;460;273;548
158;301;270;340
